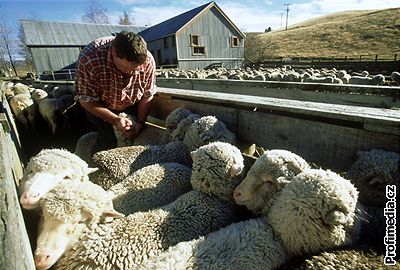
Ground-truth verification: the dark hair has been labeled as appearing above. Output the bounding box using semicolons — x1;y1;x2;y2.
113;31;147;64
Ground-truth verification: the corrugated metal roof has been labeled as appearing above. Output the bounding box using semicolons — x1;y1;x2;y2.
21;20;147;46
139;1;213;42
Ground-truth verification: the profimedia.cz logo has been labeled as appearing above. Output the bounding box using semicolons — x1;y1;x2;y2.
384;185;397;266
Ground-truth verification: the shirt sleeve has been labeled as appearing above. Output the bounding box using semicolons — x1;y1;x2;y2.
143;52;157;98
74;53;101;102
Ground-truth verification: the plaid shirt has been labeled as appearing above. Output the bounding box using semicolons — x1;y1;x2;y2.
74;36;157;110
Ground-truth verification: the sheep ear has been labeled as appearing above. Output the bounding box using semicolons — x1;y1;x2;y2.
323;210;347;225
86;167;98;174
228;163;243;177
286;162;303;175
102;210;125;218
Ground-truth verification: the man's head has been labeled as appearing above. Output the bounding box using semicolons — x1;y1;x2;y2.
112;31;147;67
112;31;147;74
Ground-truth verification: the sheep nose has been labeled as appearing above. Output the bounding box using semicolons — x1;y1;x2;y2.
34;250;51;269
233;190;241;198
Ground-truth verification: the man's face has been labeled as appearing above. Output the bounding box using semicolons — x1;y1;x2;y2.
112;48;140;75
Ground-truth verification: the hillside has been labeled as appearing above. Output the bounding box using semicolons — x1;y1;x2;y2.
244;8;400;63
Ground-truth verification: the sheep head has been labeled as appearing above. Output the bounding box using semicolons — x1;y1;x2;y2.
233;149;309;215
346;148;399;206
165;107;192;137
268;168;359;256
183;116;236;152
190;142;244;203
20;148;98;209
35;180;124;270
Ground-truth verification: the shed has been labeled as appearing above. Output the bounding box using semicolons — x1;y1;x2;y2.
139;1;246;70
20;20;146;76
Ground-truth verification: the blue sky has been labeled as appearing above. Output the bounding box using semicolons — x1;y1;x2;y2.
0;0;399;32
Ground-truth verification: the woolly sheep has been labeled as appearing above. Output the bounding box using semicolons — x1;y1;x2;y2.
164;107;192;138
304;76;335;84
348;74;385;86
169;113;201;141
390;71;400;85
346;148;399;206
108;163;192;215
74;131;98;164
90;116;236;189
34;180;124;269
233;149;310;215
9;93;37;131
11;82;31;95
113;112;137;147
19;148;98;210
35;142;247;270
136;168;360;270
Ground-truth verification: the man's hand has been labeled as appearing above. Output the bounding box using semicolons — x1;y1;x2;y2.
124;122;143;139
113;115;133;132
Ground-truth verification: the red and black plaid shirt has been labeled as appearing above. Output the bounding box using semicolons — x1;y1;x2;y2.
74;36;157;110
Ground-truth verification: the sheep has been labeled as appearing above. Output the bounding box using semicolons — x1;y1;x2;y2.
304;76;335;84
113;112;137;147
279;247;386;270
164;107;193;138
74;131;98;164
108;163;192;215
233;149;310;215
390;71;400;85
346;148;399;206
34;180;124;270
169;113;201;141
51;85;74;99
35;141;248;270
136;168;360;270
348;74;385;86
90;115;236;189
9;93;37;131
19;148;98;210
11;82;31;95
31;88;76;134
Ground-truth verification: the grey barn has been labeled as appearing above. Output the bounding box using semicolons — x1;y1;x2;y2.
21;20;146;76
140;1;245;69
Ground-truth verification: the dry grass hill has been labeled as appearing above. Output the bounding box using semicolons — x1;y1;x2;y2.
244;8;400;63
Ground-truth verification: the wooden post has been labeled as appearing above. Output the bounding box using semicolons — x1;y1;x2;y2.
359;55;362;62
375;54;378;62
344;56;347;62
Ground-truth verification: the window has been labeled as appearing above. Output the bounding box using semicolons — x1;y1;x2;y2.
163;37;168;49
192;46;205;55
190;34;200;46
231;36;239;47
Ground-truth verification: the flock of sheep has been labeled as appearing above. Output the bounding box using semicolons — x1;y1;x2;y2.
157;67;400;86
10;92;398;270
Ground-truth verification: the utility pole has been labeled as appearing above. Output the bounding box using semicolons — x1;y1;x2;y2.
284;3;291;30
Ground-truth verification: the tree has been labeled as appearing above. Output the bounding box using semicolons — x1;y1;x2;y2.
119;11;134;25
0;13;18;77
82;0;110;24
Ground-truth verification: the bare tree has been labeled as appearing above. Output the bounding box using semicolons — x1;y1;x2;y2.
119;10;134;25
18;21;34;74
0;13;18;77
82;0;110;24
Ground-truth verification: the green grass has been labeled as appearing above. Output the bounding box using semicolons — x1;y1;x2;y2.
244;8;400;63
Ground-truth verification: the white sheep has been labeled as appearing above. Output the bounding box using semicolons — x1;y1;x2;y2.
169;113;201;141
90;115;236;189
11;82;31;95
304;76;334;84
233;149;310;215
346;148;399;206
34;142;247;270
390;71;400;85
32;88;75;134
136;168;360;270
164;107;193;138
348;74;385;86
9;93;37;131
113;112;137;147
19;148;98;210
108;162;192;215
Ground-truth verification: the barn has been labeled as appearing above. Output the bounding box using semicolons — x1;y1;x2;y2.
20;20;146;78
139;1;246;69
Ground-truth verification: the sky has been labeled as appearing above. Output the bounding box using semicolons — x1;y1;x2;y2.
0;0;399;34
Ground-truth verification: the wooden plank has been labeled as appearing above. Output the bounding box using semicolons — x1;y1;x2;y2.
156;78;400;108
0;120;35;270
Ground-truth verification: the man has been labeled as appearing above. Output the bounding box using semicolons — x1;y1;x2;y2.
75;31;157;152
